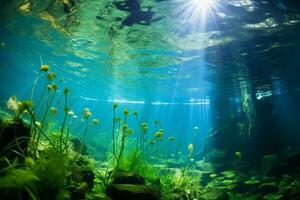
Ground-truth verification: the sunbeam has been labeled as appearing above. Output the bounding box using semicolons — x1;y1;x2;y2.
174;0;219;31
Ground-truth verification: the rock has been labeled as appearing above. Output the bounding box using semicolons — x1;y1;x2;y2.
70;183;90;200
0;118;30;161
112;171;145;185
81;167;95;189
71;156;95;190
106;184;161;200
69;156;95;200
258;182;278;194
71;138;88;155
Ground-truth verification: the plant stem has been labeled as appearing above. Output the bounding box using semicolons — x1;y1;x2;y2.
30;57;43;101
112;107;116;158
60;93;68;152
26;108;54;150
115;124;127;170
30;71;41;101
83;119;89;141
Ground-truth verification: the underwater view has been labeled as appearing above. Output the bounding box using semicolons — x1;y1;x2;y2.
0;0;300;199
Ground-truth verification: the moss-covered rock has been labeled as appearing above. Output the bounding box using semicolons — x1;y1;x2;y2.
112;170;145;185
0;118;31;162
106;184;161;200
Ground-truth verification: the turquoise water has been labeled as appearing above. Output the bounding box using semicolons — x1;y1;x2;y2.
1;1;300;199
1;0;300;157
0;7;213;155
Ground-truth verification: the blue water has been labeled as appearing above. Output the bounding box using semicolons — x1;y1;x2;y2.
1;0;300;159
0;13;212;155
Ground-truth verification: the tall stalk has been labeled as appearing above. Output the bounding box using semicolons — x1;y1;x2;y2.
30;57;46;101
25;107;54;153
114;109;129;173
83;118;89;141
111;104;118;158
131;112;140;169
34;88;57;152
59;88;69;152
115;124;127;167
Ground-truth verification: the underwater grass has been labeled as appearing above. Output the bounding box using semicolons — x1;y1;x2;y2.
0;63;256;200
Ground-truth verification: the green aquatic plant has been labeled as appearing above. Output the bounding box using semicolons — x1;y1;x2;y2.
140;122;148;149
127;128;164;171
111;107;132;169
234;151;242;171
59;87;70;152
111;103;118;158
34;83;58;154
6;68;71;157
40;83;58;124
0;68;106;200
106;106;167;184
115;121;128;169
36;73;57;116
32;148;70;200
160;168;201;200
3;66;207;199
92;118;100;125
152;119;160;134
30;59;49;101
0;148;76;200
188;143;193;158
23;100;55;155
0;166;39;199
82;107;92;140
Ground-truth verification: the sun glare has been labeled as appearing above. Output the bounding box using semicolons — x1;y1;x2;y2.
174;0;218;30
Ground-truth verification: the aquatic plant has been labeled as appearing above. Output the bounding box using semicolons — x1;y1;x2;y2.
188;143;194;158
160;167;201;200
30;59;49;101
111;103;118;158
234;151;242;171
34;83;58;154
125;127;163;172
1;62;238;200
82;107;92;141
0;165;39;199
